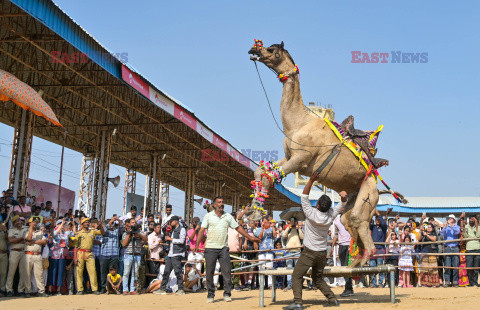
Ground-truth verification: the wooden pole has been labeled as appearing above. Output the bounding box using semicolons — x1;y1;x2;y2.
57;130;66;218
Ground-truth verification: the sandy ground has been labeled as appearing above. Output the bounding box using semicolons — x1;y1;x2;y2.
1;286;478;310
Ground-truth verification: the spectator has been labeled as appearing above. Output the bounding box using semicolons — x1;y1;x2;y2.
91;219;103;289
331;212;353;296
243;220;258;290
120;206;141;223
153;216;186;295
106;265;122;295
440;215;461;287
148;222;164;275
161;205;174;229
183;263;201;292
369;209;387;288
6;215;27;296
273;241;287;289
418;223;440;287
187;217;205;272
13;196;30;219
195;196;259;303
48;218;74;295
386;231;400;286
39;201;53;218
100;216;122;294
228;214;244;291
463;215;480;287
30;206;44;224
24;218;48;297
282;218;304;289
65;222;76;295
121;218;147;295
255;217;277;289
73;217;104;295
399;235;414;288
0;221;6;296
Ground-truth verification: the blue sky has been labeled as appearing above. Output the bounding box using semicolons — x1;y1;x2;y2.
1;0;479;218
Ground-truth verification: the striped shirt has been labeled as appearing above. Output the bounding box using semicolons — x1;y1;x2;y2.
101;228;120;257
201;211;239;249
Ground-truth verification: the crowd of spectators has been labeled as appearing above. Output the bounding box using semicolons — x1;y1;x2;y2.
0;188;479;300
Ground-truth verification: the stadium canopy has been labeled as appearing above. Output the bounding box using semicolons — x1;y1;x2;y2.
0;0;295;218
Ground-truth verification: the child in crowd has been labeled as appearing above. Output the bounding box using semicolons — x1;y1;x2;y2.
183;264;201;292
273;241;286;289
107;266;123;294
399;235;414;288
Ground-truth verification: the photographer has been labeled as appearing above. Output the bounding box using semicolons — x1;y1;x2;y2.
121;218;147;295
282;219;304;289
153;216;186;295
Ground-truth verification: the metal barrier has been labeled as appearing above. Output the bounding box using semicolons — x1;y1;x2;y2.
258;265;396;307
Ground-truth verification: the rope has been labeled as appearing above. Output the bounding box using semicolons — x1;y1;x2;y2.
252;61;342;149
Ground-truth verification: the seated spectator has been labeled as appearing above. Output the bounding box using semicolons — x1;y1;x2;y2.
184;263;201;292
106;265;123;295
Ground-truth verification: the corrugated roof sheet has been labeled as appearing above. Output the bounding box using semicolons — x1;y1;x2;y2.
280;185;480;214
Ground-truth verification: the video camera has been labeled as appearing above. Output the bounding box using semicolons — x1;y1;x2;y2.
130;224;140;234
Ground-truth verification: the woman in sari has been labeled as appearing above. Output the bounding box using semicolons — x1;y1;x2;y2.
418;223;441;287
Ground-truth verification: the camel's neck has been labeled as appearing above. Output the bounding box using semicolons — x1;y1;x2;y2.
280;76;308;133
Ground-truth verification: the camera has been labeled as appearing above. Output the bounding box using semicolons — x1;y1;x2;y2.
130;224;140;234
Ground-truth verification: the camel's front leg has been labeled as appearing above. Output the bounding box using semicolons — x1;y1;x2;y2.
250;157;288;208
347;176;379;267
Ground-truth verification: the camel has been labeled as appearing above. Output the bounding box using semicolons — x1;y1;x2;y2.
247;40;396;267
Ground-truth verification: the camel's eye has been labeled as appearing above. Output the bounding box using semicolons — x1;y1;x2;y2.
267;48;275;53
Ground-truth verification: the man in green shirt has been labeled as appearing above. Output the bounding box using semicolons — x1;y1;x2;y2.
463;215;480;287
195;196;260;303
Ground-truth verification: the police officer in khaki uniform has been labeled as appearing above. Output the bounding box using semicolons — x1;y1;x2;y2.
6;215;28;296
24;218;48;297
0;221;8;295
74;217;104;294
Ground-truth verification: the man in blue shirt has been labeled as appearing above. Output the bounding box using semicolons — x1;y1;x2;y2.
441;215;461;287
369;209;387;287
99;216;121;293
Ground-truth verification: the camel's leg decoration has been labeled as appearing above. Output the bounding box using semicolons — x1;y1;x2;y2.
249;159;288;217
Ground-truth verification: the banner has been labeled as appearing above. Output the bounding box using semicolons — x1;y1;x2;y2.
26;178;75;216
126;192;145;213
121;65;150;98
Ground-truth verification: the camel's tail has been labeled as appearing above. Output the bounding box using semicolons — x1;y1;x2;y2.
378;190;408;204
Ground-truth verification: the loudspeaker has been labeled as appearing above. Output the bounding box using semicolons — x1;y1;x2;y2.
107;176;120;187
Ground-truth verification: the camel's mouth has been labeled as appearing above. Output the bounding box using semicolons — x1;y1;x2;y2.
248;47;262;61
248;39;264;61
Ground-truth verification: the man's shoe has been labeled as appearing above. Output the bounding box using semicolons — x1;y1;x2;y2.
453;283;459;288
224;296;232;302
153;289;167;295
76;291;84;295
24;293;30;298
38;293;49;297
324;300;340;307
6;291;13;297
340;290;354;297
92;291;102;295
207;297;214;303
443;282;451;288
130;291;138;295
176;290;185;295
283;302;303;310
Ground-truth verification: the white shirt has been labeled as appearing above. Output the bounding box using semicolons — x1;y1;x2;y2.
301;194;344;251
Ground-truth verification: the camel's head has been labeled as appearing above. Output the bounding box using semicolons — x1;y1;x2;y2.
248;40;297;77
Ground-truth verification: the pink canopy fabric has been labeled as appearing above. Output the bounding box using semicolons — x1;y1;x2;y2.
0;69;62;127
